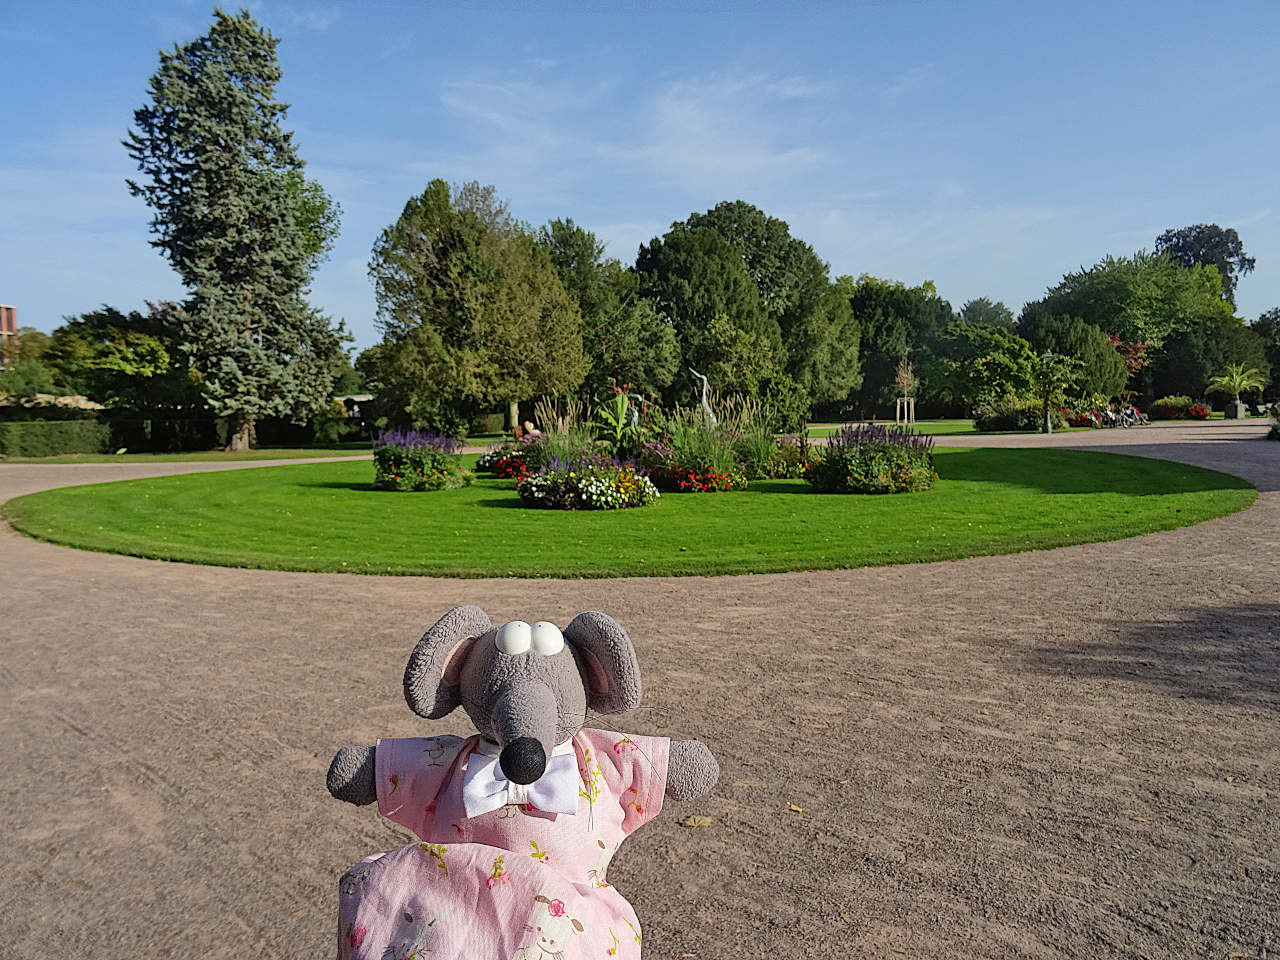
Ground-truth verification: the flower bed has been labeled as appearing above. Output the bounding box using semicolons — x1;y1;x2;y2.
807;423;936;494
649;465;747;492
373;430;471;492
516;459;659;510
1187;403;1211;420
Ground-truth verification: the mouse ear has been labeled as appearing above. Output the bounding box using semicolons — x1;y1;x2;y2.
563;611;642;715
404;605;493;719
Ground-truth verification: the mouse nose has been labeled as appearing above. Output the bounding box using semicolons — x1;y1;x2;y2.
499;737;547;785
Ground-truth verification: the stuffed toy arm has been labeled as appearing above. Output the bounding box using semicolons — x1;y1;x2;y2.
665;738;719;801
328;744;378;806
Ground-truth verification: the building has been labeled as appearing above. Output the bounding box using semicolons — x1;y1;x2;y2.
0;305;15;364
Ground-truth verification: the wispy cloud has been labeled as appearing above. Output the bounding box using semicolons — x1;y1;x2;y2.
878;63;939;101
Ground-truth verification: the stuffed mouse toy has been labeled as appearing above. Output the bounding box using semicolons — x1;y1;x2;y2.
327;605;719;959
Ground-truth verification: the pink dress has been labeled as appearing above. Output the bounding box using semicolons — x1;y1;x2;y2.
336;729;669;960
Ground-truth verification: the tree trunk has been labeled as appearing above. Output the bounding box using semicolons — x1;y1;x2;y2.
225;414;253;452
1043;398;1053;434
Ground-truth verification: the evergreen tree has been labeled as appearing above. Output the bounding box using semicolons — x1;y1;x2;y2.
124;8;345;449
1018;312;1128;399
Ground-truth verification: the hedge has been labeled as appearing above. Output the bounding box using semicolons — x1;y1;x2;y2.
0;420;112;457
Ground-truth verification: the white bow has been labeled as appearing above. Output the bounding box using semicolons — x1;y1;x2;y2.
461;741;580;818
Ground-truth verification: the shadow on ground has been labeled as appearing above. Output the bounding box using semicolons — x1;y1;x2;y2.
936;448;1255;495
1027;603;1280;709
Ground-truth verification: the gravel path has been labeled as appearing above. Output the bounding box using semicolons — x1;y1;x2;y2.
1;424;1276;958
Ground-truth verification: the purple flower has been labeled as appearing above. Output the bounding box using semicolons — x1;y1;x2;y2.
373;429;461;454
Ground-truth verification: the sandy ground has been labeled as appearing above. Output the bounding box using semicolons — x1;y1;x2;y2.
1;423;1276;959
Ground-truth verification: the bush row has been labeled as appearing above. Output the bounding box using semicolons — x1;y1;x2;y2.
0;420;113;457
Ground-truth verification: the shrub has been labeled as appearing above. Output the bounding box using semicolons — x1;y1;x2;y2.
372;431;470;491
517;458;659;510
469;412;505;435
1187;403;1211;420
973;396;1065;432
759;374;812;434
1151;395;1194;420
807;423;936;494
0;420;112;457
1066;409;1102;428
1270;406;1279;441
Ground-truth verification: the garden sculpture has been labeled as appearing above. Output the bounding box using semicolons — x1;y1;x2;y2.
688;367;717;426
327;605;719;959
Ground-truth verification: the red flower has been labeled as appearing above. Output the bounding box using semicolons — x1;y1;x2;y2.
547;899;566;917
349;924;367;948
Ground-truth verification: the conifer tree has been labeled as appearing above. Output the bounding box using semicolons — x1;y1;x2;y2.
125;8;343;449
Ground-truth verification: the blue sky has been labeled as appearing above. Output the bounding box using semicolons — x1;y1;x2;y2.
3;0;1277;350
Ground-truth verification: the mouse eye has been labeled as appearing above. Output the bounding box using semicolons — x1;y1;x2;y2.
495;621;531;655
530;621;564;656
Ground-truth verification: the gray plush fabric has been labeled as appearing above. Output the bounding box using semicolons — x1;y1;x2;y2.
327;606;719;807
327;744;378;806
562;611;642;715
665;739;719;801
403;604;493;719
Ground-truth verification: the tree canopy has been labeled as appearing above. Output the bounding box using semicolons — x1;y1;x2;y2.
939;321;1036;410
665;201;860;404
368;179;585;432
1155;224;1255;306
537;218;678;399
124;7;345;448
958;297;1015;329
846;275;953;415
1025;251;1233;350
1019;313;1128;399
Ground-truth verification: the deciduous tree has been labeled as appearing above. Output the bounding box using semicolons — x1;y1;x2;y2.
1155;224;1255;306
368;180;585;434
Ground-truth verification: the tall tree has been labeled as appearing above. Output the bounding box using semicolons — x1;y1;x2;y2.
1019;312;1128;399
673;201;860;405
958;297;1015;329
1155;224;1255;306
124;8;345;449
847;276;953;417
1149;314;1270;400
635;226;781;402
368;180;585;434
1252;308;1280;400
1024;251;1233;351
938;321;1036;410
538;218;678;399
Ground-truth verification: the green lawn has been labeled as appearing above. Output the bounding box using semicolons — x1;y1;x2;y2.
3;449;1255;577
2;444;373;464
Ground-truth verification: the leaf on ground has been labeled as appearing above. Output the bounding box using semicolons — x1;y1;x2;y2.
788;803;805;813
678;815;713;828
1132;816;1150;823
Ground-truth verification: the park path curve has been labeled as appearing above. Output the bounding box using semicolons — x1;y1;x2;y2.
1;424;1277;958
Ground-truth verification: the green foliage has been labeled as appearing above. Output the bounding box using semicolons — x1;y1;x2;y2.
807;427;936;494
1026;251;1233;350
538;218;678;399
1155;224;1255;306
1029;352;1083;432
1019;313;1128;398
635;226;782;401
1269;405;1279;441
124;9;345;446
939;321;1036;409
973;396;1066;432
0;420;111;457
368;180;586;427
759;373;812;434
847;275;953;415
373;446;472;492
1150;395;1194;420
675;201;860;404
958;297;1016;329
1;327;52;366
1204;362;1267;402
1150;315;1270;400
0;358;55;398
44;303;203;414
517;462;659;510
1253;308;1280;400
